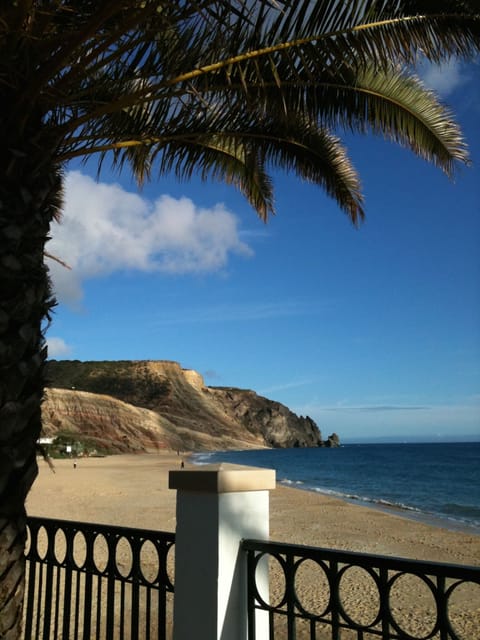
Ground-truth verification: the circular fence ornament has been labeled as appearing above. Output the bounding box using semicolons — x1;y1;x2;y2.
115;535;133;578
389;572;437;639
72;530;87;569
93;532;109;573
294;558;331;617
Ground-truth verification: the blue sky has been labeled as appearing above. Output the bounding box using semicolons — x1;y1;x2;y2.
46;60;480;443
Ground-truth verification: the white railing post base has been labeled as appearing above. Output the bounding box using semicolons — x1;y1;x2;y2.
169;463;275;640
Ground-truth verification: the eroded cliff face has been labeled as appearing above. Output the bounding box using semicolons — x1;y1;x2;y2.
206;387;322;448
41;388;263;452
42;388;182;453
44;360;332;452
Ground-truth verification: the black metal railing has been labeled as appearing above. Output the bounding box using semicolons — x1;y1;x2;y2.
24;517;480;640
242;539;480;640
24;517;175;640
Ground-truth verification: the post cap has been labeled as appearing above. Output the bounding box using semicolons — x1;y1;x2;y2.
169;463;276;493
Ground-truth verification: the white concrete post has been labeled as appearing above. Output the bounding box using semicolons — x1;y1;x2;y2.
169;463;275;640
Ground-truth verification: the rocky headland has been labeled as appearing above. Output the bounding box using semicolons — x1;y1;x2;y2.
43;360;339;453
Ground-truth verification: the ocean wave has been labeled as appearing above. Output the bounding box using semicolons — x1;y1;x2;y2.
284;483;480;531
440;514;480;529
188;445;480;532
440;503;480;518
304;486;422;513
190;452;218;465
376;499;421;513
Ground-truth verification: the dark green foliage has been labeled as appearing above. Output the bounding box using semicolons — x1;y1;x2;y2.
50;431;115;457
46;360;171;409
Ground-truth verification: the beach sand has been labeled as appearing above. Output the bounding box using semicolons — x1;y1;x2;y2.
27;452;480;638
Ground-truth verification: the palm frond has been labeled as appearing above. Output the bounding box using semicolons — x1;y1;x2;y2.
351;68;469;174
3;0;479;221
272;65;469;176
63;107;364;223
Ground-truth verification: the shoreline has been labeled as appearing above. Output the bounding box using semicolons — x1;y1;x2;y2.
281;481;480;537
191;446;480;538
27;452;480;567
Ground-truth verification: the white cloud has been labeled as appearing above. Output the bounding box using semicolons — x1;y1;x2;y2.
46;171;252;306
47;337;72;358
259;379;314;395
419;60;466;97
145;300;312;327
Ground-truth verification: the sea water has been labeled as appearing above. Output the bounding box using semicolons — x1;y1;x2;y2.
192;442;480;534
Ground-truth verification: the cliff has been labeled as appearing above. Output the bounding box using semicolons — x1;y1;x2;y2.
43;360;338;453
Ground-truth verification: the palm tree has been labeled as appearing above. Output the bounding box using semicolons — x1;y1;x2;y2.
1;1;479;635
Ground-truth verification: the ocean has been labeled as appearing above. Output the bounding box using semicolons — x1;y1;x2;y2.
192;442;480;534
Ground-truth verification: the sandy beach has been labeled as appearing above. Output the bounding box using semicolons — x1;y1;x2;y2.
27;452;480;564
26;452;480;638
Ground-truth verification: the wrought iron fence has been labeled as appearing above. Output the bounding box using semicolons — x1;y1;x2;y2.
24;517;175;640
242;539;480;640
24;517;480;640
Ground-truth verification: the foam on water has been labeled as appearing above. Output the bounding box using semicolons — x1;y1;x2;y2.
191;442;480;534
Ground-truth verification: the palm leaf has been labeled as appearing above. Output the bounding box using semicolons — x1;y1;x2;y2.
3;0;478;222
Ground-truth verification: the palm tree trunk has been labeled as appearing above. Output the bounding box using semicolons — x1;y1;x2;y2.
0;125;62;636
0;520;26;639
